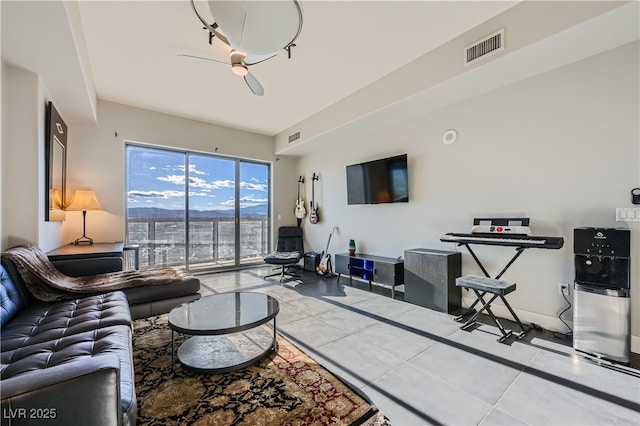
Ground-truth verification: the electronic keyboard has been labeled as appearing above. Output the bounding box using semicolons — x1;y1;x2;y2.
470;217;531;236
441;232;564;249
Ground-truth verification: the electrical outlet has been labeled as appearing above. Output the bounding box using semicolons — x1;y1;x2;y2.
558;283;570;296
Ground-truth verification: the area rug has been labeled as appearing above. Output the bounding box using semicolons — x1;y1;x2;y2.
133;315;390;426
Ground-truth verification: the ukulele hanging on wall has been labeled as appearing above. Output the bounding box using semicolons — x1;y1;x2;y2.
295;176;306;219
309;173;320;224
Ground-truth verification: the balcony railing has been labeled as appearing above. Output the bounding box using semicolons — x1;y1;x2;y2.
127;217;268;270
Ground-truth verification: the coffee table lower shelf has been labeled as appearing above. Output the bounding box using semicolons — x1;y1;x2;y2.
172;326;277;374
168;292;280;374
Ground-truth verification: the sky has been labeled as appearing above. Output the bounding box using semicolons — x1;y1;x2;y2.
126;145;269;211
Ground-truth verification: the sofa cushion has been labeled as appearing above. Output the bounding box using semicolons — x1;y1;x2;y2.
129;293;200;320
0;291;131;352
1;263;33;327
123;275;200;304
0;324;136;416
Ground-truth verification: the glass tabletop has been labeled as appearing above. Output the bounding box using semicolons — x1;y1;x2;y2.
168;292;279;335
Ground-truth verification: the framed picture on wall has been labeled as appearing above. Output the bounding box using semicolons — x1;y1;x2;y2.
45;101;67;222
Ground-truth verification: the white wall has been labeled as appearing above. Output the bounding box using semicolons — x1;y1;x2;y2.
1;64;64;252
295;42;639;346
63;100;297;246
1;61;5;250
0;4;3;248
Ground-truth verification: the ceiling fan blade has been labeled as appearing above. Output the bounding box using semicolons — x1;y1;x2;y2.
177;54;227;66
244;72;264;96
244;52;277;66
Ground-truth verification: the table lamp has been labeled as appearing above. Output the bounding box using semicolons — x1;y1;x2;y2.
50;188;63;210
66;189;102;245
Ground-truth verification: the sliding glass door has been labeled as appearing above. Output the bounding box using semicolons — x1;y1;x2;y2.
127;147;187;269
239;161;269;265
126;144;270;271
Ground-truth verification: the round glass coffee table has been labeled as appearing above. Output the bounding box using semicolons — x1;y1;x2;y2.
168;292;279;374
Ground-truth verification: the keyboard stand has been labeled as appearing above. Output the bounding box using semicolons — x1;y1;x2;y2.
454;242;531;341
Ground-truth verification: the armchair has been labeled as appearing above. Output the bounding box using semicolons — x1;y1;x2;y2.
264;226;304;282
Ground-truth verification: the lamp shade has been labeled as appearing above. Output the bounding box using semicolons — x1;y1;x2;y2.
49;188;63;210
66;190;102;211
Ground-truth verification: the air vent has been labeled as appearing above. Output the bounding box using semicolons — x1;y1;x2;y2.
464;29;504;66
288;130;301;143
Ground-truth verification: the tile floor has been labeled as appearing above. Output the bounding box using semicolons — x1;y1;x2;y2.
196;266;640;426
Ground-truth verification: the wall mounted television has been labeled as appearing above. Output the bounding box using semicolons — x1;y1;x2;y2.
346;154;409;205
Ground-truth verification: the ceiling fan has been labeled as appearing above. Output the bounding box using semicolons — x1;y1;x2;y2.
178;49;267;96
184;0;303;96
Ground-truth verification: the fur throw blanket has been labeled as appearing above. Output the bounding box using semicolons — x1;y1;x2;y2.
2;244;190;302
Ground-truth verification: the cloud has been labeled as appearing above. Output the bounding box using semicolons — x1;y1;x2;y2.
192;178;234;190
155;170;265;193
128;189;184;199
220;196;267;207
240;182;267;192
240;196;268;203
157;175;185;185
174;164;207;175
211;179;235;188
156;175;237;191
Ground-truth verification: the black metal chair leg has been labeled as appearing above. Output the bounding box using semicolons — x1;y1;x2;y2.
500;295;529;338
459;289;513;342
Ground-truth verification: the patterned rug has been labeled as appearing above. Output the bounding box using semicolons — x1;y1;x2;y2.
133;315;390;426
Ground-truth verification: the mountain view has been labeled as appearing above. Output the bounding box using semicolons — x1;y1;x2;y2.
127;204;268;219
126;146;270;269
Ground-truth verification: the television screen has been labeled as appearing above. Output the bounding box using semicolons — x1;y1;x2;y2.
346;154;409;205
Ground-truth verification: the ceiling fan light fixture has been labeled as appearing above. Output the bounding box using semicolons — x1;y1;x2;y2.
232;63;249;76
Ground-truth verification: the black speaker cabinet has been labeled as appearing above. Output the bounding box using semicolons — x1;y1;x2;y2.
303;252;321;272
404;248;462;313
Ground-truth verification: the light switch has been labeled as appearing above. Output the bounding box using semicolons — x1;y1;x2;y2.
616;208;640;222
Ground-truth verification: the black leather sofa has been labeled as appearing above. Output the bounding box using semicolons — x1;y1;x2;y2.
0;252;201;425
46;246;201;320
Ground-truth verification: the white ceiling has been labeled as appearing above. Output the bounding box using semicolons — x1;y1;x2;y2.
3;1;637;141
73;1;519;136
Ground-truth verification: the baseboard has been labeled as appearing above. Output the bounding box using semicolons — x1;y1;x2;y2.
632;335;639;354
461;294;639;355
